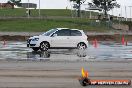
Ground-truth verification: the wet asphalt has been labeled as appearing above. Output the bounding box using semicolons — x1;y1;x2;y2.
0;41;132;61
0;41;132;88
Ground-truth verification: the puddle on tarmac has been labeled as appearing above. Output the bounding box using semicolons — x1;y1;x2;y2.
0;41;132;61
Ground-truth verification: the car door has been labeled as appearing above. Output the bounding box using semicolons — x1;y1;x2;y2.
69;30;82;47
51;29;71;47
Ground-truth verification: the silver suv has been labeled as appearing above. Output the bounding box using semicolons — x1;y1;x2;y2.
27;28;88;51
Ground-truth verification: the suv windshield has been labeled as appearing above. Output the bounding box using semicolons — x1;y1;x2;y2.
42;29;57;36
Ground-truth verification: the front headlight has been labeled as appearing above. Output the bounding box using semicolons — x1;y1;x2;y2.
32;38;39;41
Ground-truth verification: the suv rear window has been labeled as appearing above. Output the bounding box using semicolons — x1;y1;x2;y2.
71;30;82;36
55;29;70;36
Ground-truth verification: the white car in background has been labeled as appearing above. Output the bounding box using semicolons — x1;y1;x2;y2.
27;28;88;51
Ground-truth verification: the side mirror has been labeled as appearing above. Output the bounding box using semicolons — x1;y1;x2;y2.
52;33;57;37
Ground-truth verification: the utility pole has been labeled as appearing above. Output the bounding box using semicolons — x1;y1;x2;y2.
39;0;41;18
28;0;30;18
120;7;122;21
125;6;127;21
129;6;132;21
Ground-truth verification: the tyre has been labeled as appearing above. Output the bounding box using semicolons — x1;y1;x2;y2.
32;47;39;51
40;42;49;51
77;42;87;50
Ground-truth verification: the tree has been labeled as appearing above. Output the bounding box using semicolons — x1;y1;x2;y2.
7;0;21;8
70;0;86;17
92;0;120;18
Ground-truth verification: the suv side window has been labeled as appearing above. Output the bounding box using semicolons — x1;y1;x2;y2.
55;29;70;36
71;30;82;36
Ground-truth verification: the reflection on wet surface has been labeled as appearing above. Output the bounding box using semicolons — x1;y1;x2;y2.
0;41;132;61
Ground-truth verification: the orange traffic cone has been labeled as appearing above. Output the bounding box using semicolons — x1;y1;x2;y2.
121;36;125;45
93;39;97;48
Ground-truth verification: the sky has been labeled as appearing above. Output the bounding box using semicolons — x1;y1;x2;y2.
0;0;132;18
0;0;132;9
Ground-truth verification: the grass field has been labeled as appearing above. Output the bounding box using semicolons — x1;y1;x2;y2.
0;9;74;17
0;9;71;17
0;18;112;32
0;9;113;32
0;8;98;17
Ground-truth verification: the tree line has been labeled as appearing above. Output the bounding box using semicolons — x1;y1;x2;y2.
70;0;120;18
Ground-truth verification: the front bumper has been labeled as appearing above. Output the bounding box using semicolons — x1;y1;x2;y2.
27;44;36;47
27;39;37;47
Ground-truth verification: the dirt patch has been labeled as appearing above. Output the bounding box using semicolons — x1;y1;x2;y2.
88;34;132;41
0;35;30;41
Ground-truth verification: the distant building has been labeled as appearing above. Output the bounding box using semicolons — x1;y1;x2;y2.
0;3;37;9
21;3;37;9
0;3;14;9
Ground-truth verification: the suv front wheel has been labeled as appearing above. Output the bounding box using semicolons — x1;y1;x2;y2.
40;42;49;51
77;42;87;50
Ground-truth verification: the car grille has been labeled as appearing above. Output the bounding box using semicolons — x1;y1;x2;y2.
30;44;36;46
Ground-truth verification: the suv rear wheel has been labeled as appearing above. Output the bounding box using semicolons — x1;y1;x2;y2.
77;42;87;50
40;42;49;51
